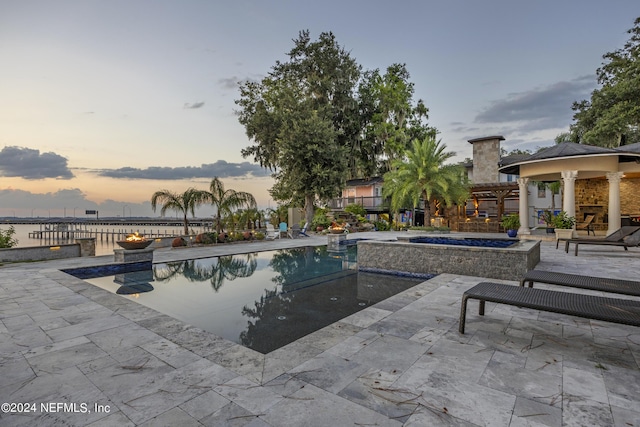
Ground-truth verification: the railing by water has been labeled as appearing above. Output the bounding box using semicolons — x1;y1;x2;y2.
327;196;387;211
26;222;213;243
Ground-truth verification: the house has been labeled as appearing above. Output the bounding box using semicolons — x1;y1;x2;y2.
500;141;640;235
328;177;385;216
329;135;640;233
465;136;562;228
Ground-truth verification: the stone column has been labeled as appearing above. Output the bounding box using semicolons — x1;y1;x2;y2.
606;172;623;235
561;170;578;220
327;233;346;252
517;177;530;235
75;237;96;257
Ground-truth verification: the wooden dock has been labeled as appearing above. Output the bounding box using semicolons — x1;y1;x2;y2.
27;222;212;243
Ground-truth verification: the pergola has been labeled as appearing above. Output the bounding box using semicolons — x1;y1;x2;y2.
469;182;519;220
499;142;640;236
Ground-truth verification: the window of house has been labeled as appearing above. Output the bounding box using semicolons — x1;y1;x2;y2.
537;182;546;198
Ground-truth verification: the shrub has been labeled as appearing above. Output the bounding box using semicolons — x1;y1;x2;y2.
500;214;520;230
312;210;332;230
0;226;17;247
374;220;390;231
552;211;576;229
345;203;366;217
254;231;265;240
541;210;554;227
195;232;217;244
0;226;18;248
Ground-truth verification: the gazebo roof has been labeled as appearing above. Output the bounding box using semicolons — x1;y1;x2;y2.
498;142;640;175
616;142;640;154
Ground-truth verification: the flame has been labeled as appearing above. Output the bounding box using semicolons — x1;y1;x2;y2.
125;232;146;242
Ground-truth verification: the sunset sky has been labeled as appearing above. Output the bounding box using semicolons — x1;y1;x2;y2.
1;1;638;218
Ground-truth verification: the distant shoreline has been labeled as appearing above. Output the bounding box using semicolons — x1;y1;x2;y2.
0;217;213;227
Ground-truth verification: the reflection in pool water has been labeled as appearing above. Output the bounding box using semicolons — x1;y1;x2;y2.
80;246;427;354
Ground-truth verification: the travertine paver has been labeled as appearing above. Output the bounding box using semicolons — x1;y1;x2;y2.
0;231;639;426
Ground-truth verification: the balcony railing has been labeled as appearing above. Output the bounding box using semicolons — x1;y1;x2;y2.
327;196;387;211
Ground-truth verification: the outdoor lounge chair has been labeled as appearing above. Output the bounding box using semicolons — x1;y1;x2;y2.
568;227;640;256
519;270;640;297
459;282;640;334
557;225;640;250
299;222;310;237
279;222;288;238
265;223;279;240
576;214;595;236
288;223;300;239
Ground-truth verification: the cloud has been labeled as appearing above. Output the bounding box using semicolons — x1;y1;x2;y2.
501;138;555;154
98;160;270;180
0;188;160;217
0;146;74;180
183;101;205;109
0;188;93;210
218;76;239;90
474;75;597;132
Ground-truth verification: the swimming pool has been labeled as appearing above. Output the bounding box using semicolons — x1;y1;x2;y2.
70;246;427;354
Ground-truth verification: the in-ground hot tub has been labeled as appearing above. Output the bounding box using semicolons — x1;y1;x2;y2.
357;236;540;281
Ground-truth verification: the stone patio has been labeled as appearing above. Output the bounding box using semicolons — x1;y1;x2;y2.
1;231;639;426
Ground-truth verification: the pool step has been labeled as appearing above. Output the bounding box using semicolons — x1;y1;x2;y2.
281;269;357;293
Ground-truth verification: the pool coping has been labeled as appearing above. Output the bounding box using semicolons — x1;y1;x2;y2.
3;231;640;426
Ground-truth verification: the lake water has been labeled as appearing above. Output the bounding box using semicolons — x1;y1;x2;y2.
1;223;199;256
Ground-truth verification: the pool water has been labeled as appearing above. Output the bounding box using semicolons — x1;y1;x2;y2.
75;246;426;354
409;237;516;248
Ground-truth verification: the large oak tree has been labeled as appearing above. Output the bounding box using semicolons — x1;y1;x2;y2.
236;31;436;225
570;17;640;147
236;31;361;225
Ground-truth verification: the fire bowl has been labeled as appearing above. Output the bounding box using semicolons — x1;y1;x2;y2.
116;240;153;250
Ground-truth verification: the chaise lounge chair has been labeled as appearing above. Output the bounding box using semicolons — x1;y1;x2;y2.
557;225;640;250
519;270;640;297
299;222;310;237
568;227;640;256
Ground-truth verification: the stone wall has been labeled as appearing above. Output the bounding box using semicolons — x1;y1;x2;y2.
575;179;608;223
574;177;640;222
621;178;640;214
357;239;540;281
0;243;81;263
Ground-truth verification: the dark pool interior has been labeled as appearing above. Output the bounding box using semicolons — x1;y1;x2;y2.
64;245;430;354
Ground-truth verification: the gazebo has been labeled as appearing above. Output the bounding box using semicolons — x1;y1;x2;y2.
499;142;640;236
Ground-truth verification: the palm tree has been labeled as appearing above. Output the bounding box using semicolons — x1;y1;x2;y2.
383;136;469;225
204;177;257;233
151;187;207;235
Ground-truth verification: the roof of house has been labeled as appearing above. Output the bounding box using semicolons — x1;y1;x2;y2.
345;177;384;187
